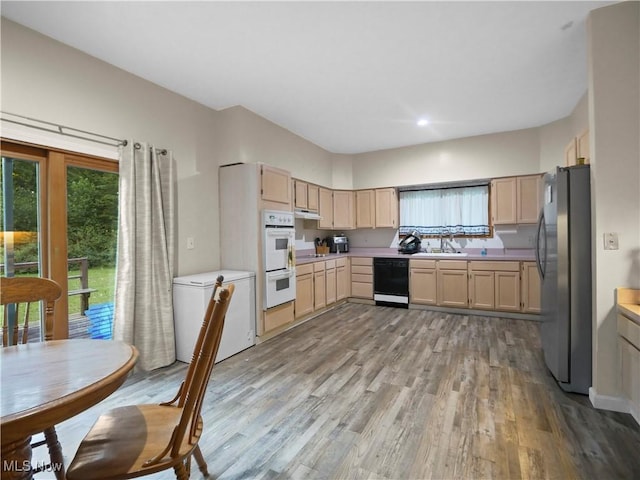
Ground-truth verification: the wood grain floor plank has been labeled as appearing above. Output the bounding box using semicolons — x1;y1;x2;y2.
44;303;640;480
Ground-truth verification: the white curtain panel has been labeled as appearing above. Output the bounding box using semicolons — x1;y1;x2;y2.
114;141;175;371
399;186;489;235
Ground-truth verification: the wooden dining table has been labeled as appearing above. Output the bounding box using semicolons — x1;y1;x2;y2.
1;339;139;480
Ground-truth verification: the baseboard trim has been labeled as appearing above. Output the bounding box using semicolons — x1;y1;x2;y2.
589;387;632;416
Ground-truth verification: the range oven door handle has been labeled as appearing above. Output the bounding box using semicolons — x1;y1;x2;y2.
266;269;295;281
266;229;294;237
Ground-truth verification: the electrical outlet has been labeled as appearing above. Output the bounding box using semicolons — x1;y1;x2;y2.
603;232;618;250
186;237;195;250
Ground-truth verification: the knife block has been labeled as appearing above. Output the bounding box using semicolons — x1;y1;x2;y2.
315;246;330;255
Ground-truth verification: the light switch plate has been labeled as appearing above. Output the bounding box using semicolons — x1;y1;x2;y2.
186;237;195;250
603;232;618;250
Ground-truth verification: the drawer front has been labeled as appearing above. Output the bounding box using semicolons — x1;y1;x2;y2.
313;262;326;272
351;281;373;298
410;259;437;269
351;257;373;266
352;265;373;275
468;261;520;272
336;257;347;268
296;264;314;276
618;314;640;349
351;273;373;283
325;259;336;269
437;260;467;270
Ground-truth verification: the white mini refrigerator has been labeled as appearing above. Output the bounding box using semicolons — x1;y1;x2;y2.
173;270;256;363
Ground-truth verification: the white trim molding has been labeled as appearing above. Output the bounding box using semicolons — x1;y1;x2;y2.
589;387;639;425
1;122;119;160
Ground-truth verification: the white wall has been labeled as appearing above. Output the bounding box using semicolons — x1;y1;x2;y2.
215;105;348;188
1;19;222;276
588;1;640;401
539;93;589;173
350;127;541;189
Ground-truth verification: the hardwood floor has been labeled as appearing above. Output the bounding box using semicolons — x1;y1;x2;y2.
44;303;640;479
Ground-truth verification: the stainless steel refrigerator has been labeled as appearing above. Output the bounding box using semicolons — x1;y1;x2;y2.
535;165;592;394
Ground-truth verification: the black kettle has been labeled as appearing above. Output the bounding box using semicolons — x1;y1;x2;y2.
398;231;421;254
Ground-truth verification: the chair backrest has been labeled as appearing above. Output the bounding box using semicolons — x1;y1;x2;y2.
178;275;224;405
1;276;62;346
173;283;234;456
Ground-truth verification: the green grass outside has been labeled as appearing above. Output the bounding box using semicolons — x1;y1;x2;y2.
68;266;116;315
2;266;117;322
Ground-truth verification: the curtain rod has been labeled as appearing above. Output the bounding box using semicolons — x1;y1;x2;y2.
0;111;128;147
398;179;490;192
133;142;167;156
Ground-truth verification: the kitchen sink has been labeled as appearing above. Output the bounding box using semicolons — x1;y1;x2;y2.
411;252;468;257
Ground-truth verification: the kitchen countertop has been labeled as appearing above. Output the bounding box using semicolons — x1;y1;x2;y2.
296;247;536;265
617;288;640;324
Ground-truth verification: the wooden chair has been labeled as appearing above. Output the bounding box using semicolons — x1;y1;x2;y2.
1;276;65;480
66;279;235;480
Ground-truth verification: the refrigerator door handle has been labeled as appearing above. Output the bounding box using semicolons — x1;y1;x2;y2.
535;208;546;280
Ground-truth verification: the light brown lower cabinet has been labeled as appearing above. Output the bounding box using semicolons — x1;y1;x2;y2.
295;264;314;319
468;261;520;312
296;258;350;320
495;270;521;312
336;257;349;301
469;270;495;310
325;259;337;305
437;261;468;308
521;261;541;313
314;262;326;310
617;289;640;420
264;301;294;332
410;259;437;305
351;257;373;299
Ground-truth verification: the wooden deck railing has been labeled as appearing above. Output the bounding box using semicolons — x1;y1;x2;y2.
0;257;96;316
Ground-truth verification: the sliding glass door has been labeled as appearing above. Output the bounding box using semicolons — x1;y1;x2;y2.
1;141;118;341
66;163;118;339
1;152;45;344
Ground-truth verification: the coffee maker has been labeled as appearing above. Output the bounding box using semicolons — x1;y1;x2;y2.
326;235;349;253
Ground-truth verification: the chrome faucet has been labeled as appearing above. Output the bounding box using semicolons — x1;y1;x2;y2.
440;231;455;253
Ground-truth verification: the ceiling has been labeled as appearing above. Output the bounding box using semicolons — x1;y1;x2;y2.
1;1;614;154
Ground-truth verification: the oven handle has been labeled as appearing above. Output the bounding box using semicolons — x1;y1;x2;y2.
266;268;295;280
266;229;294;237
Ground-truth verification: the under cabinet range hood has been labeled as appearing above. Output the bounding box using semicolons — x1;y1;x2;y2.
294;210;322;220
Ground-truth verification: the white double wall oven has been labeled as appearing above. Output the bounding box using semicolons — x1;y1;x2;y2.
263;210;296;309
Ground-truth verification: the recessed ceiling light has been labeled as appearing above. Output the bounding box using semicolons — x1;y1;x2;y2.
417;118;429;127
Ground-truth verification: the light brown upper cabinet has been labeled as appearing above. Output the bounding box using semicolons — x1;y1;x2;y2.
318;187;334;229
355;190;376;228
294;180;320;212
577;129;590;164
307;184;319;212
332;190;355;230
261;164;291;210
294;180;308;210
355;188;398;229
564;138;578;167
565;129;590;166
516;175;542;224
491;174;541;225
317;187;354;230
374;188;398;228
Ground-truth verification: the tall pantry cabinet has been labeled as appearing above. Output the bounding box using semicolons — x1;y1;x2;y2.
219;163;293;337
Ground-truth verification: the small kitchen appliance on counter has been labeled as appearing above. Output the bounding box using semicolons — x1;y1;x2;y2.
398;231;421;254
326;235;349;253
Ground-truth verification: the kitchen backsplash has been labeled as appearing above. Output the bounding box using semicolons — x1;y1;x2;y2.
295;218;538;252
